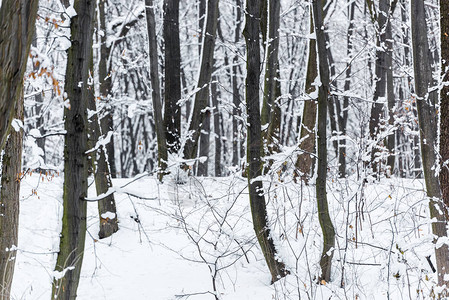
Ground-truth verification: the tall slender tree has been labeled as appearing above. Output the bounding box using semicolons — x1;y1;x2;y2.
98;0;118;178
244;0;288;283
0;0;39;149
183;0;220;160
312;0;336;282
52;0;96;298
164;0;182;154
295;10;317;182
0;1;38;298
145;0;168;180
411;0;449;287
0;93;24;300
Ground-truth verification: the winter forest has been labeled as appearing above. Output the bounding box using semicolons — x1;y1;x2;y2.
3;0;449;299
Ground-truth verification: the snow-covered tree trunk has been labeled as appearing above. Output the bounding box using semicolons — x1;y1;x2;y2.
312;0;335;282
184;0;219;160
145;0;167;180
244;0;288;283
411;0;449;288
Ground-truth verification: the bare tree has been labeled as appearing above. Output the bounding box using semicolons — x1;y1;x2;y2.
0;0;38;149
52;0;96;298
243;0;288;283
145;0;168;180
411;0;449;288
312;0;336;282
183;0;220;160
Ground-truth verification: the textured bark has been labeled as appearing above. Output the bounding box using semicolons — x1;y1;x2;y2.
87;56;119;240
369;0;389;174
164;0;182;154
312;0;336;283
441;0;449;217
244;0;288;283
263;0;282;159
0;0;38;150
295;12;317;182
385;18;395;174
197;0;210;176
0;93;23;300
232;0;242;166
338;0;355;178
197;109;211;176
440;0;449;291
411;0;449;287
52;0;95;298
145;0;167;180
211;76;222;177
98;0;117;178
184;0;220;160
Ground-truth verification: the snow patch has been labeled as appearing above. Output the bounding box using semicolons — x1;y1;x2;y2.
65;5;77;18
52;266;75;280
11;119;23;132
101;212;116;220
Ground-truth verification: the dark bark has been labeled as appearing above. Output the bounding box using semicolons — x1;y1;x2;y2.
232;0;242;166
243;0;288;283
295;11;317;182
368;0;389;174
87;48;119;239
164;0;182;154
0;92;23;300
312;0;336;283
197;108;211;176
52;0;95;298
338;0;355;178
145;0;168;180
263;0;282;159
411;0;449;287
0;0;38;149
98;0;117;178
440;0;449;290
183;0;220;160
211;76;222;177
385;18;395;174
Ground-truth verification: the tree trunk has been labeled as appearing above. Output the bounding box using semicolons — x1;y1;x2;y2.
0;92;23;300
368;0;391;175
87;49;119;239
338;0;355;178
211;75;222;177
295;10;317;182
197;108;211;176
232;0;242;167
312;0;336;283
411;0;449;287
98;0;117;178
164;0;182;154
263;0;282;159
145;0;168;180
183;0;220;160
0;0;38;149
52;0;95;298
385;18;395;175
243;0;288;283
440;0;449;291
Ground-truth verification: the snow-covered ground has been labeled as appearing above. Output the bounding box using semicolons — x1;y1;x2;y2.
11;172;440;299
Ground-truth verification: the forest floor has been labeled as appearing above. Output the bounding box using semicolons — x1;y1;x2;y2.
11;171;440;299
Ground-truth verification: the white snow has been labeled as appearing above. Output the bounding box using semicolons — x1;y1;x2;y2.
10;174;444;299
65;5;77;18
101;211;116;219
11;119;23;132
